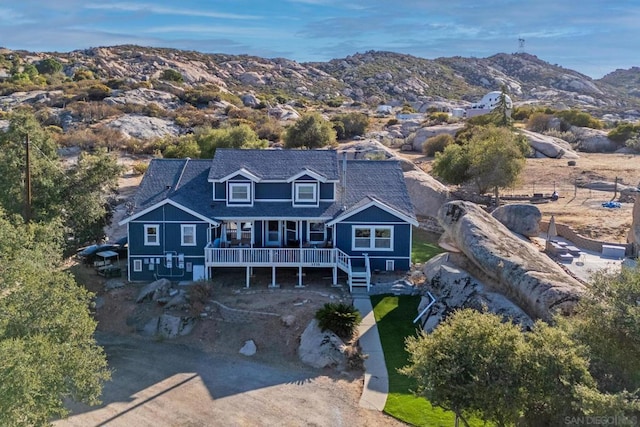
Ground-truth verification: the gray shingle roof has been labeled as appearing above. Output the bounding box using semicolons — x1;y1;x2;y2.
208;149;340;181
128;151;415;223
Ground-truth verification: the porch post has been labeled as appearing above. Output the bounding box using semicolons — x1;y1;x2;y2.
245;266;250;288
296;266;304;288
270;266;278;288
332;266;337;286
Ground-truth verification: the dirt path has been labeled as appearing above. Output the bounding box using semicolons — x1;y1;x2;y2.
55;332;403;427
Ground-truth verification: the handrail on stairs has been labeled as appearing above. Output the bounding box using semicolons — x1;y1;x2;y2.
413;291;436;324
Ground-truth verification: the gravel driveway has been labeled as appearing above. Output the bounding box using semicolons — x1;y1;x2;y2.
55;333;401;427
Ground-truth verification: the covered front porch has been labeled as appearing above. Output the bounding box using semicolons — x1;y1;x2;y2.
218;219;333;249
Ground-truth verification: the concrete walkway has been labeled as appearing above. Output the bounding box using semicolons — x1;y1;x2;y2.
353;296;388;411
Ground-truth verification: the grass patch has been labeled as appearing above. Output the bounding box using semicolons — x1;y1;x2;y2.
412;227;443;264
372;295;486;427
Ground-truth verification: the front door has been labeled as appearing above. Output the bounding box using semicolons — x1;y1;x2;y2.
266;221;281;247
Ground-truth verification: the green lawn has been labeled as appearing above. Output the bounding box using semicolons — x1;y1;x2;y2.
371;295;487;427
412;227;443;264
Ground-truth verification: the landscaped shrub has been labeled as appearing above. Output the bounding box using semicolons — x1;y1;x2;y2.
315;302;362;339
131;162;149;175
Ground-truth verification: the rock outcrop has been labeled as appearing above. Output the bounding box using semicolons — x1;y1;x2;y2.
571;126;618;152
437;201;585;321
136;278;171;303
106;114;180;140
404;169;450;219
520;129;579;159
141;314;196;338
418;253;533;331
491;204;541;237
298;319;348;370
410;123;464;152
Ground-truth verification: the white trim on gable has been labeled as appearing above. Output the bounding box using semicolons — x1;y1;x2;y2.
211;168;261;183
286;168;328;183
326;198;418;227
119;199;219;226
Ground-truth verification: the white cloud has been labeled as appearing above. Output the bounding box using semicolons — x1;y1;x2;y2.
85;3;262;20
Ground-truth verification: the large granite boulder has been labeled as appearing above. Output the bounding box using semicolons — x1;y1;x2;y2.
571;126;618;153
520;129;579;159
410;123;464;152
437;201;586;321
404;169;450;219
136;278;171;303
418;253;533;331
298;319;348;370
491;204;541;237
141;314;196;338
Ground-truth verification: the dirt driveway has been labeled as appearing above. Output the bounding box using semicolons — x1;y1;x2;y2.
55;332;402;427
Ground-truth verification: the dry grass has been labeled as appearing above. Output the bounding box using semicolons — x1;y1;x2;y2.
404;151;640;243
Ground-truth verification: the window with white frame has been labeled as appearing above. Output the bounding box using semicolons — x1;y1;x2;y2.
144;224;160;246
352;226;393;250
294;182;316;203
229;182;251;202
133;259;143;272
308;221;326;243
181;224;196;246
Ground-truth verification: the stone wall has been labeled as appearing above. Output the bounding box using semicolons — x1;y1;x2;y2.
540;221;633;255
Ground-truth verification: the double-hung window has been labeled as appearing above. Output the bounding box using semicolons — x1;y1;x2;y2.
181;224;196;246
308;222;326;243
144;224;160;246
229;182;251;203
294;183;317;203
352;226;393;250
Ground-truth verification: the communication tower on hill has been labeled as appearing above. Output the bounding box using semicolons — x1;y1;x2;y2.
518;38;526;53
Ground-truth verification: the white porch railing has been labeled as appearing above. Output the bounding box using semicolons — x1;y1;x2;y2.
204;246;338;267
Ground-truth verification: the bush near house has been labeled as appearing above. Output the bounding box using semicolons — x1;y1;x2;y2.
315;302;362;339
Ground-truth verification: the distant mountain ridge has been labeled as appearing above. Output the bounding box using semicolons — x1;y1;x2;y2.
1;45;639;115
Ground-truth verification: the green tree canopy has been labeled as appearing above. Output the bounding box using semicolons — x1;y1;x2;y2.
432;125;528;197
564;266;640;393
195;124;268;158
402;309;634;427
331;112;369;140
35;58;63;75
0;212;110;426
284;112;337;149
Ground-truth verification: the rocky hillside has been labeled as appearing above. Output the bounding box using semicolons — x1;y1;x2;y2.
1;45;638;116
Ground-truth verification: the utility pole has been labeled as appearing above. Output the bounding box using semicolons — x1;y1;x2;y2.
24;134;32;223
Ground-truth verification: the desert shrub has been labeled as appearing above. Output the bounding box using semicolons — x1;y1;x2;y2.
556;109;602;129
526;112;553;132
386;118;399;127
86;84;111;101
428;112;450;124
423;133;455;156
255;118;283;142
315;302;362;339
35;58;62;75
325;97;344;108
543;129;578;144
626;137;640;152
160;68;184;83
511;106;535;121
608;122;640;144
131;162;149;175
73;69;94;81
401;103;416;113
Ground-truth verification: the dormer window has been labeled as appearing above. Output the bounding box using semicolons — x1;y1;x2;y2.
229;182;251;203
293;182;318;206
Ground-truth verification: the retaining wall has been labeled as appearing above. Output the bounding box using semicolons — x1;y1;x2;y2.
540;221;633;255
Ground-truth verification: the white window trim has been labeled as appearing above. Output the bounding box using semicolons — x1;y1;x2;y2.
144;224;160;246
351;226;394;251
228;182;251;204
293;182;317;205
133;259;143;272
181;224;197;246
307;221;326;243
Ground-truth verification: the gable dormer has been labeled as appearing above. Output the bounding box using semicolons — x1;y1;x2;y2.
212;168;261;207
288;169;325;207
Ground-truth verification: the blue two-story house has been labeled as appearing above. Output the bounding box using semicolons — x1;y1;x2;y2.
119;149;418;291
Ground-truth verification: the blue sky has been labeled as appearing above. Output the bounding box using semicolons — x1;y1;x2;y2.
1;1;638;78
